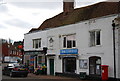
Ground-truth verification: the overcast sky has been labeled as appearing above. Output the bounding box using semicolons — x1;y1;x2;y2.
0;0;118;41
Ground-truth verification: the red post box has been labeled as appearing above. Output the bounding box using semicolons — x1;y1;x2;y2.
101;65;109;81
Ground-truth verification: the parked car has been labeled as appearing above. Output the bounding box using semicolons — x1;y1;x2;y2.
2;63;28;77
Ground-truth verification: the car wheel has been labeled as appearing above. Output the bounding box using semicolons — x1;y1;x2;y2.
2;72;5;75
9;72;13;77
2;71;5;75
24;74;28;77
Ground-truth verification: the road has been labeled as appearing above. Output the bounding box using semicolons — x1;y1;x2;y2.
2;73;82;81
2;73;93;81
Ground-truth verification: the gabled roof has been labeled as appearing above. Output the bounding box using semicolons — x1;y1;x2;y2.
29;28;39;33
29;2;119;32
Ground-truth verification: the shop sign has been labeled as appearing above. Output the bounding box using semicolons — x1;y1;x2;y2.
60;49;78;54
25;51;42;55
59;55;78;59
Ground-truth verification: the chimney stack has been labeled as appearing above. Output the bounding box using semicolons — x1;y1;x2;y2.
63;0;74;13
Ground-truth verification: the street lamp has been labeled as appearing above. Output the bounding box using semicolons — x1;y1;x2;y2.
112;17;120;79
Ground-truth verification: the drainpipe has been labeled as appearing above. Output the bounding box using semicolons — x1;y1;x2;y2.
112;20;116;79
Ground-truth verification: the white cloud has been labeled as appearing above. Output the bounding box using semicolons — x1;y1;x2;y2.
2;0;108;2
0;26;29;41
0;0;109;41
3;0;63;2
0;2;62;41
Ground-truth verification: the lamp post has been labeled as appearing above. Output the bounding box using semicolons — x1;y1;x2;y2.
112;17;120;79
112;20;116;79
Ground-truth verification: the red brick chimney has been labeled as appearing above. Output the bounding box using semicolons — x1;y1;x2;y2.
63;0;74;12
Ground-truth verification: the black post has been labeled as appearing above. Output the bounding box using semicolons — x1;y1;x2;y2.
43;47;47;75
112;21;116;79
43;47;47;66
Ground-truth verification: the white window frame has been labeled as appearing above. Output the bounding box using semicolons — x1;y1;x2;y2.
89;30;101;47
33;38;41;49
62;34;76;49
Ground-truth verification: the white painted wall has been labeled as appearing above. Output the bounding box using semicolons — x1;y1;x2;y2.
116;25;120;78
24;31;47;51
46;14;117;78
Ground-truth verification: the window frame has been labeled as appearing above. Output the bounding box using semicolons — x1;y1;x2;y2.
33;38;42;49
89;30;101;47
62;34;76;49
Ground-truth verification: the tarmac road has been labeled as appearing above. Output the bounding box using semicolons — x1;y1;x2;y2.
2;73;92;81
2;73;75;79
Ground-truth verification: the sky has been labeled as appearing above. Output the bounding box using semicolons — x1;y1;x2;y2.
0;0;118;42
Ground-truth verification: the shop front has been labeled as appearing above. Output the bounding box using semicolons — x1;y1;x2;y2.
60;49;78;73
24;51;45;71
63;57;76;73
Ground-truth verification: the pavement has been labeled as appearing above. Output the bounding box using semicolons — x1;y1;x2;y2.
27;73;94;81
28;73;76;79
2;73;96;81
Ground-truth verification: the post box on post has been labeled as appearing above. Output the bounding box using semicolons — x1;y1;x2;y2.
101;65;109;81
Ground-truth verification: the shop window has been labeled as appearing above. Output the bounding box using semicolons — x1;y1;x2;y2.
63;57;76;73
90;30;101;47
79;59;88;69
38;56;42;64
33;38;41;49
63;34;76;48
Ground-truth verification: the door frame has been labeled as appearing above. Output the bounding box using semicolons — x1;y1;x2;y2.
89;56;101;76
62;57;76;73
49;59;54;75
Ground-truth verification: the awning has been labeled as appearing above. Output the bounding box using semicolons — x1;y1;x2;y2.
24;50;43;56
46;54;56;57
59;54;78;59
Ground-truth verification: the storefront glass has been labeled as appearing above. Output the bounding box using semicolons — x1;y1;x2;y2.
63;57;76;73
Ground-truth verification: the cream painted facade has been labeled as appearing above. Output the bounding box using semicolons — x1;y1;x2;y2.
24;14;120;78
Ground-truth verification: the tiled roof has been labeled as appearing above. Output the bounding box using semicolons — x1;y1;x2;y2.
29;28;39;33
29;2;119;32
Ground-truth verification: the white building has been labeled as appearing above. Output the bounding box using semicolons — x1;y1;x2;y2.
24;31;47;69
24;1;120;80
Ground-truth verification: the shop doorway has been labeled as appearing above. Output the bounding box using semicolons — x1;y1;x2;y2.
63;57;76;73
89;56;101;76
49;59;54;75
